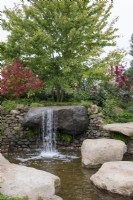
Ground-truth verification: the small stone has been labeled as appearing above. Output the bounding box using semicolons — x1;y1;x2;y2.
90;105;98;114
10;110;20;115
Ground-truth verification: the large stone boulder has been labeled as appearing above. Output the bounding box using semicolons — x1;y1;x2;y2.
0;154;62;200
81;138;127;168
22;106;89;135
103;122;133;137
90;161;133;196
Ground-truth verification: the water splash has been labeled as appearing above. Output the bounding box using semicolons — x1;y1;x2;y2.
17;152;79;162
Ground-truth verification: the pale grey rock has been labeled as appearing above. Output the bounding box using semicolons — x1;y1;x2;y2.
90;161;133;196
81;138;127;168
103;122;133;137
0;153;62;200
10;110;20;115
90;104;99;114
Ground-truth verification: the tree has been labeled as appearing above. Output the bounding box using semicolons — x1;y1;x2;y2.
0;0;124;101
126;33;133;86
130;34;133;64
125;65;133;87
0;60;43;98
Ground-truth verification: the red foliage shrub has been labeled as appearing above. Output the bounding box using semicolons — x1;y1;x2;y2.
110;65;128;88
0;60;43;97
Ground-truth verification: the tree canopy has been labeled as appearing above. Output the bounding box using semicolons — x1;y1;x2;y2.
125;34;133;86
0;0;124;101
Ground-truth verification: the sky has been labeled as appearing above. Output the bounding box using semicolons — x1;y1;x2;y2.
0;0;133;66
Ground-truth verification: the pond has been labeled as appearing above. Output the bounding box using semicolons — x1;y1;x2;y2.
6;149;133;200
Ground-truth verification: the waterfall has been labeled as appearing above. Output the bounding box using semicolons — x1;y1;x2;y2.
41;109;57;153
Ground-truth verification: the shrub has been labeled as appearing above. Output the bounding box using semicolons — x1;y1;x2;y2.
0;60;43;98
110;65;128;88
115;111;133;123
1;100;17;110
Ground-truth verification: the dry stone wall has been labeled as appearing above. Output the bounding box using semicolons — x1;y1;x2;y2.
0;105;40;153
1;104;132;154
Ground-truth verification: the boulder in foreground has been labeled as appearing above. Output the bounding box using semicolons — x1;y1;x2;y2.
0;153;62;200
90;161;133;196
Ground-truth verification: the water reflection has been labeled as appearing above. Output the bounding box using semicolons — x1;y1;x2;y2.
6;150;133;200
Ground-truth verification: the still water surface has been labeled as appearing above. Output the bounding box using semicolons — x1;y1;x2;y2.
6;149;133;200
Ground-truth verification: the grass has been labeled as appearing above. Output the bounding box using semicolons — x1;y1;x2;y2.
0;195;43;200
0;194;22;200
1;99;92;111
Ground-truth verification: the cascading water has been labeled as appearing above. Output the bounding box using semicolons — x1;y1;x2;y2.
40;108;58;157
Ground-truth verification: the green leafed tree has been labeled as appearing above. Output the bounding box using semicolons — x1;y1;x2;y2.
130;33;133;64
0;0;124;101
125;33;133;87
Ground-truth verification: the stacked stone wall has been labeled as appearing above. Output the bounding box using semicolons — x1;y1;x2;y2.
0;105;39;153
1;105;106;153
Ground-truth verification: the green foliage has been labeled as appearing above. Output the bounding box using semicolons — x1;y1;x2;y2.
111;132;130;144
79;101;92;108
101;83;133;123
103;97;118;118
74;92;92;102
1;99;93;110
58;133;73;143
114;111;133;123
1;100;17;111
0;129;4;136
15;98;33;106
127;106;133;113
0;194;22;200
104;109;133;124
1;99;34;110
30;102;44;107
27;128;36;138
0;0;124;101
125;65;133;83
130;33;133;69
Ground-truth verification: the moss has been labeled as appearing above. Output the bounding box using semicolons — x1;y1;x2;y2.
111;132;130;144
0;129;4;136
57;132;73;143
27;128;36;138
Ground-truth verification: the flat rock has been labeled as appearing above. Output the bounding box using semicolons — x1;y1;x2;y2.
0;154;62;200
90;161;133;196
103;122;133;137
81;139;127;168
